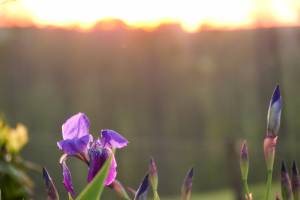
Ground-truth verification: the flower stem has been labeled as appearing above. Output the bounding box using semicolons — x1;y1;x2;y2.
242;178;250;197
265;169;273;200
153;191;160;200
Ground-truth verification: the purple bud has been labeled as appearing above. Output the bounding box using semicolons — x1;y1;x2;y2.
181;168;194;200
42;168;59;200
240;141;249;182
281;161;293;200
292;161;300;200
267;85;282;137
134;174;149;200
240;141;249;161
149;157;160;200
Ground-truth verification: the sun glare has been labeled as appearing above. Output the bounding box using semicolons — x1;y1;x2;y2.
0;0;299;32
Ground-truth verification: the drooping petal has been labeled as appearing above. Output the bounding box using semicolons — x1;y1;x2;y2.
61;158;75;197
62;113;90;140
267;85;282;137
57;134;91;155
100;129;128;149
87;146;117;186
105;154;117;186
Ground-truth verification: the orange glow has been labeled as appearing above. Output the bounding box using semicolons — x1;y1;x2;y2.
0;0;299;32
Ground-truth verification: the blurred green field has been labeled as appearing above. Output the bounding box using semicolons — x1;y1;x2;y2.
164;183;280;200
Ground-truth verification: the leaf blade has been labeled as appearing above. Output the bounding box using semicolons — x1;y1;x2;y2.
75;156;112;200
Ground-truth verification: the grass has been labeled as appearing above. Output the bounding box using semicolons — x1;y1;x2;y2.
164;182;280;200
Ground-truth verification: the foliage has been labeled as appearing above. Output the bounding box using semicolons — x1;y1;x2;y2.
75;156;112;200
0;116;38;200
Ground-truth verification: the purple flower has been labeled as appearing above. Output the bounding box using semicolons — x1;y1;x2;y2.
57;113;128;196
57;113;92;157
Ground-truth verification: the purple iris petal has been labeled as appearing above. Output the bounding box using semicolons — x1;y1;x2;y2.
87;146;117;186
57;134;91;155
106;155;117;186
100;129;128;149
61;159;75;197
62;113;90;140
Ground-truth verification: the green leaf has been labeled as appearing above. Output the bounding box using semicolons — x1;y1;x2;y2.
0;160;33;190
75;156;112;200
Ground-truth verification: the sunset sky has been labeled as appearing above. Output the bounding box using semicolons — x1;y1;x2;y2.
0;0;299;32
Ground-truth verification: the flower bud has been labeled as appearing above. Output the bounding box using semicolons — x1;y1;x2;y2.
134;174;149;200
181;168;194;200
267;85;282;137
292;160;300;200
281;161;293;200
240;141;249;181
42;167;59;200
149;157;158;191
149;157;160;200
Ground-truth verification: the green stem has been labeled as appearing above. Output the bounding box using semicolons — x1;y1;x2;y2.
242;178;250;197
294;192;300;200
265;169;273;200
154;190;160;200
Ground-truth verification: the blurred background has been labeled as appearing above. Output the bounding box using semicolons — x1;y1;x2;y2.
0;0;300;199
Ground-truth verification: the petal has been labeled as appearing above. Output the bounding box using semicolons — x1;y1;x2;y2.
87;147;109;182
105;154;117;186
61;159;75;197
100;129;128;149
62;113;90;140
57;134;91;155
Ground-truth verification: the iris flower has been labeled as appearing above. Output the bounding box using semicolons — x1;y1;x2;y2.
57;113;128;196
